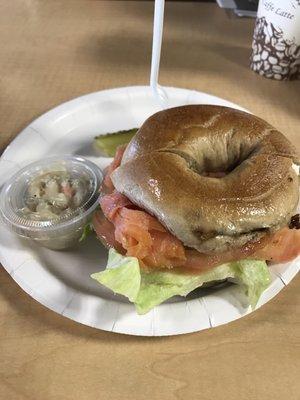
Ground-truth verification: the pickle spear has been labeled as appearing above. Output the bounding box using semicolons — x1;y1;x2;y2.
94;128;138;157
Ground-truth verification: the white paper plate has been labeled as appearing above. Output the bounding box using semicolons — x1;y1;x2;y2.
0;86;299;336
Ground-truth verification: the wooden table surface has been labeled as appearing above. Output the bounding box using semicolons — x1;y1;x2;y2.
0;1;299;399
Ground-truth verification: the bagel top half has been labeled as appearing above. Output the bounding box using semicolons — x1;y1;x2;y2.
111;105;300;254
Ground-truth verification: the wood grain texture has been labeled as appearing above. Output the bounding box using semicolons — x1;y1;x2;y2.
0;1;299;399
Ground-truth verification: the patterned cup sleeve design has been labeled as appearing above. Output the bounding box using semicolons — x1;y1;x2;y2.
250;16;300;80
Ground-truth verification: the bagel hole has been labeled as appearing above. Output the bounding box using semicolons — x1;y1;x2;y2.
198;157;242;178
161;144;257;178
200;149;255;178
201;171;227;178
201;161;241;178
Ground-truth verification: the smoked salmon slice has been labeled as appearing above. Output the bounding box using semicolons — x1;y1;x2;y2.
254;227;300;263
95;146;300;271
100;191;186;268
103;145;127;193
97;190;300;271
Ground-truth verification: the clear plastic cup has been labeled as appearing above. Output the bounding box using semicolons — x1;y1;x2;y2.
0;156;103;250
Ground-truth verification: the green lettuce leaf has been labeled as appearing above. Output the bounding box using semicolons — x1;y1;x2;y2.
93;250;141;302
91;249;271;314
79;222;94;242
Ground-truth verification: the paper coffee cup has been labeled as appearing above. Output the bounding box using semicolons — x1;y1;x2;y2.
250;0;300;80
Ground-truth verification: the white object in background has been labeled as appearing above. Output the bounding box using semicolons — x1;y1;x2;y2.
217;0;257;17
0;85;298;336
150;0;168;107
234;9;257;18
216;0;236;9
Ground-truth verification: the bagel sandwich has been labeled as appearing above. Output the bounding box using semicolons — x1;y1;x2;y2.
91;105;300;314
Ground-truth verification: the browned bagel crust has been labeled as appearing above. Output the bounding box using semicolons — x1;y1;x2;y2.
112;105;300;253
